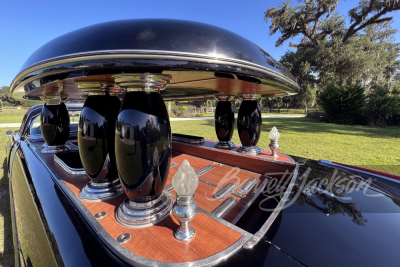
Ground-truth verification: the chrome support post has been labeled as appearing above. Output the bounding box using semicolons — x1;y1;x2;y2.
172;194;197;242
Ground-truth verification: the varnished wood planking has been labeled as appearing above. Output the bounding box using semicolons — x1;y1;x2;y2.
36;143;243;263
172;141;295;177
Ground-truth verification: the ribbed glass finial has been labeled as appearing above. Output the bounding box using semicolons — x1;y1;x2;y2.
269;126;280;141
172;159;199;196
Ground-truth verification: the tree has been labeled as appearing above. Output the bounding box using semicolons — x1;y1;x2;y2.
266;1;400;90
265;0;400;48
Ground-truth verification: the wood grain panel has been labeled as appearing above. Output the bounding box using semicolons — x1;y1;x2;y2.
35;143;243;263
172;141;295;178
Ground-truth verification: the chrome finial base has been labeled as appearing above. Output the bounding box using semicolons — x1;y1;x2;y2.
237;145;261;155
79;179;124;201
269;140;280;157
172;194;197;242
41;142;72;154
214;141;235;149
116;194;173;228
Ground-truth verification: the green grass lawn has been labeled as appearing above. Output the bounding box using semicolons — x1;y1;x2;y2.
0;114;25;123
170;117;400;175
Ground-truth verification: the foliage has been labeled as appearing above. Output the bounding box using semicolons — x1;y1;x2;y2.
318;84;366;124
365;85;400;126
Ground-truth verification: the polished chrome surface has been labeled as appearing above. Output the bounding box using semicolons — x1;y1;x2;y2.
113;73;171;91
116;194;173;227
170;163;178;168
237;177;258;194
94;212;107;219
196;165;215;176
213;183;238;200
41;143;72;154
269;139;280;157
243;163;299;249
76;81;123;95
237;145;261;155
117;233;131;244
164;184;174;191
214;141;235;149
79;179;124;202
172;194;197;242
211;197;238;218
215;95;235;101
54;153;86;175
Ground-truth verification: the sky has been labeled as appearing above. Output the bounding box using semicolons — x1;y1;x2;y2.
1;0;399;87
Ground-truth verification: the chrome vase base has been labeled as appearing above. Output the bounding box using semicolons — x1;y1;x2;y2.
214;141;235;150
79;179;124;202
237;145;261;155
116;194;173;228
41;142;72;154
174;225;195;242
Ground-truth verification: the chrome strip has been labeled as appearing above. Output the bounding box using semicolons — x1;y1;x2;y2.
214;183;238;200
231;178;269;225
196;165;214;176
54;154;86;175
11;50;299;92
242;163;299;249
237;177;258;194
27;140;252;267
211;197;238;218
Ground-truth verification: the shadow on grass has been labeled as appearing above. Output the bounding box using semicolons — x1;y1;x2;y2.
195;117;400;139
0;157;14;266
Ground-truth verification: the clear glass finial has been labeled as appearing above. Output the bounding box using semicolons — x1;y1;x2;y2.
172;159;199;196
269;126;280;141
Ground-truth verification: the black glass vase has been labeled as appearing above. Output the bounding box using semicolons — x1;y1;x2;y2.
214;100;235;149
78;94;124;201
237;100;262;154
115;91;173;227
40;102;71;153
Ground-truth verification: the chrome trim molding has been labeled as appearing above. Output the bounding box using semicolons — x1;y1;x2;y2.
237;145;261;155
172;135;204;145
242;163;299;249
214;183;238;200
27;140;253;266
196;165;215;176
231;178;268;225
237;177;258;194
11;50;299;93
54;154;86;175
211;197;238;218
